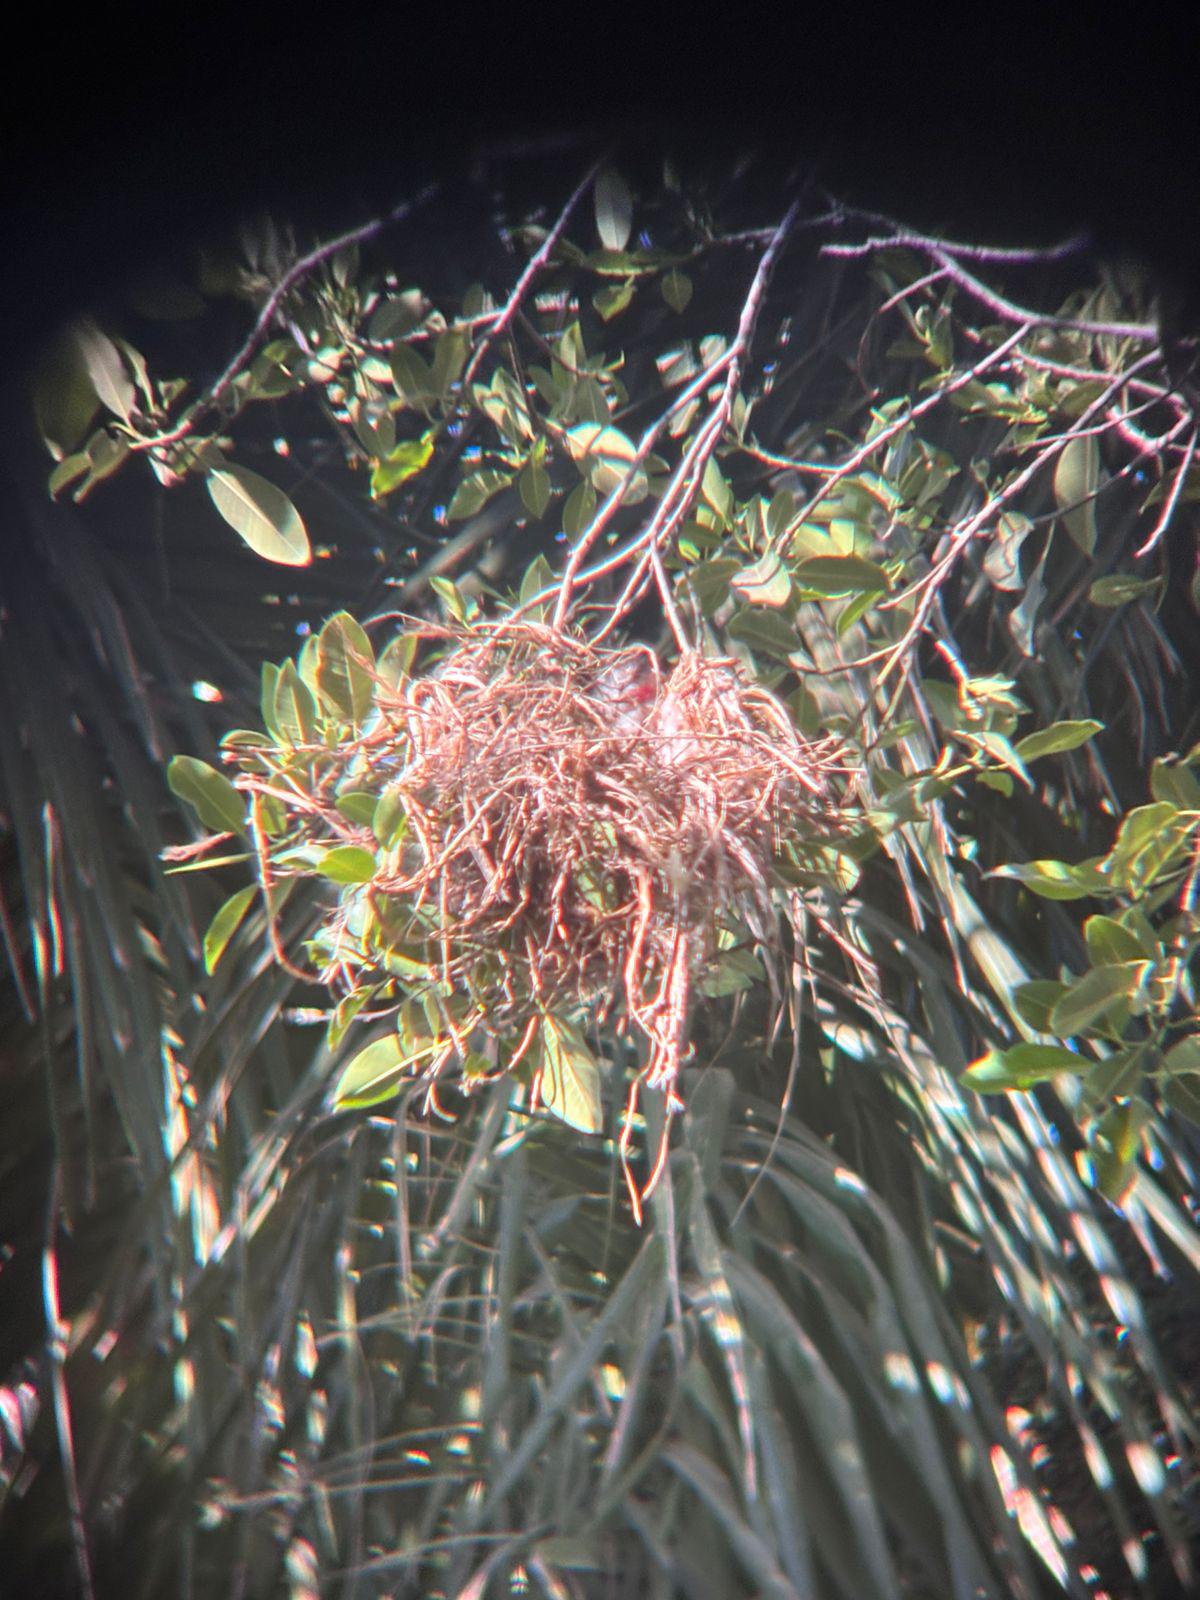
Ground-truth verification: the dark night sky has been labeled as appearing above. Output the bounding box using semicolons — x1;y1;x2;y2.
4;15;1195;368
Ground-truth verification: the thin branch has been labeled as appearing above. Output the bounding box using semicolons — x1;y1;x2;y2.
1135;426;1199;557
129;184;439;454
770;324;1031;551
823;222;1092;266
552;199;800;633
823;235;1156;342
457;156;607;397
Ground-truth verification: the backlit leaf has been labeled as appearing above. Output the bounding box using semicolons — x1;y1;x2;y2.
1053;434;1100;554
661;269;693;313
316;612;375;725
333;1035;411;1109
594;167;633;252
370;434;434;500
536;1015;602;1134
207;465;311;565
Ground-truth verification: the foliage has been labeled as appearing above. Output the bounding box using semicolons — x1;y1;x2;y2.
3;148;1200;1598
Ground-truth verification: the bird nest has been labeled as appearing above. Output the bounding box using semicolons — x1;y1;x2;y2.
242;620;847;1214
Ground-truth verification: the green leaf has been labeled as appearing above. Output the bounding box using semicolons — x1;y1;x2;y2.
167;755;247;837
203;885;256;973
370;434;434;500
991;858;1107;899
966;730;1032;789
333;1034;412;1110
1014;719;1103;761
1150;757;1200;810
373;789;408;848
369;291;426;343
593;167;633;252
430;328;469;397
726;607;798;659
1050;962;1149;1036
447;468;513;520
1163;1074;1200;1125
564;424;647;503
517;454;552;518
963;1042;1089;1092
661;269;693;313
536;1014;602;1134
317;845;377;884
316;612;375;725
33;327;102;459
47;453;92;497
206;465;311;566
1084;914;1147;966
593;279;635;321
273;660;320;745
730;551;792;608
390;344;434;403
690;557;741;615
976;770;1014;796
335;790;378;826
260;660;281;737
1053;434;1100;555
1103;801;1194;890
1164;1037;1200;1075
518;552;556;618
1089;574;1162;607
792;555;890;596
562;478;597;539
1089;1100;1151;1202
1010;979;1068;1032
429;574;468;622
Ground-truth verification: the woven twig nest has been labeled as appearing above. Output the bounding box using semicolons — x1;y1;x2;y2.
244;619;847;1212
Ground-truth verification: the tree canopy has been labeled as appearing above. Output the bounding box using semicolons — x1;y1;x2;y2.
2;147;1199;1599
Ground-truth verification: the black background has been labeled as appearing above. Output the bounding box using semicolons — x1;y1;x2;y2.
4;12;1197;368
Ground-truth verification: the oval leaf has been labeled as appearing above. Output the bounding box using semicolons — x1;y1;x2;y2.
730;551;792;608
1053;434;1100;555
316;612;375;725
333;1035;409;1109
963;1042;1089;1092
792;555;889;596
318;845;377;884
990;859;1108;900
564;424;647;504
594;167;634;252
167;755;247;837
1014;719;1103;761
448;468;513;521
1049;962;1149;1037
203;885;256;973
537;1014;602;1134
661;269;693;314
206;465;310;566
1089;574;1163;607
